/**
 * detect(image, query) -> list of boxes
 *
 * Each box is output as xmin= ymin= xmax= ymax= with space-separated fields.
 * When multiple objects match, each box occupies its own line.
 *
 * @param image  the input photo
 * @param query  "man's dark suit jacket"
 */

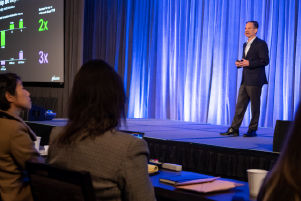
xmin=241 ymin=37 xmax=269 ymax=86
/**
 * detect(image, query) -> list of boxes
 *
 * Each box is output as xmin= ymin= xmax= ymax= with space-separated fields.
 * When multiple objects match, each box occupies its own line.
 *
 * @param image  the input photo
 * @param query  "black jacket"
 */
xmin=241 ymin=37 xmax=269 ymax=86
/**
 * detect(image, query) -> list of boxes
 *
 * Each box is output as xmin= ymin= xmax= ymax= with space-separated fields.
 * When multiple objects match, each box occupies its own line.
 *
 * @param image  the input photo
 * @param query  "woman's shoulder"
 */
xmin=0 ymin=115 xmax=28 ymax=133
xmin=101 ymin=130 xmax=147 ymax=149
xmin=109 ymin=130 xmax=144 ymax=142
xmin=49 ymin=128 xmax=146 ymax=149
xmin=0 ymin=117 xmax=23 ymax=143
xmin=49 ymin=126 xmax=65 ymax=143
xmin=110 ymin=130 xmax=148 ymax=150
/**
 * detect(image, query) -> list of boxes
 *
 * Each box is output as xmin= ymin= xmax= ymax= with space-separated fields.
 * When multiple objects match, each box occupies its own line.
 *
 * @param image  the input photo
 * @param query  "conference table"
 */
xmin=39 ymin=149 xmax=254 ymax=201
xmin=30 ymin=120 xmax=255 ymax=201
xmin=150 ymin=169 xmax=255 ymax=201
xmin=39 ymin=145 xmax=254 ymax=201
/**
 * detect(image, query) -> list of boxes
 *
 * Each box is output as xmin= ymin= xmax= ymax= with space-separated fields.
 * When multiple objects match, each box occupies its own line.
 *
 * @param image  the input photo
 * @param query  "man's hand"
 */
xmin=235 ymin=60 xmax=242 ymax=67
xmin=235 ymin=59 xmax=249 ymax=67
xmin=240 ymin=59 xmax=249 ymax=67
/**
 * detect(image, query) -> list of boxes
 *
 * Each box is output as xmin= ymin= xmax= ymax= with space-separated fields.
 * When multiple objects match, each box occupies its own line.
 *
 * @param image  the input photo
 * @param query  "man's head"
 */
xmin=245 ymin=21 xmax=258 ymax=39
xmin=0 ymin=73 xmax=31 ymax=112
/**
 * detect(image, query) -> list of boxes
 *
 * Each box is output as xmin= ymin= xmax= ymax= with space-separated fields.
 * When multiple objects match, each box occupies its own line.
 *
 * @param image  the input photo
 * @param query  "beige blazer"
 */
xmin=0 ymin=111 xmax=42 ymax=201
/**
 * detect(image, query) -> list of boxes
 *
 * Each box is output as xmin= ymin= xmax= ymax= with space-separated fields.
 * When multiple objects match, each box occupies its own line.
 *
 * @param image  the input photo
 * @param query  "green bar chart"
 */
xmin=19 ymin=19 xmax=23 ymax=29
xmin=0 ymin=0 xmax=64 ymax=82
xmin=1 ymin=31 xmax=4 ymax=47
xmin=9 ymin=22 xmax=14 ymax=30
xmin=0 ymin=19 xmax=25 ymax=48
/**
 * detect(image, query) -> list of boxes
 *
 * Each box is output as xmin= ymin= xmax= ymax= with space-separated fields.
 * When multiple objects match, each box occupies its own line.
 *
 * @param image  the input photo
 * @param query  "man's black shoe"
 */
xmin=220 ymin=127 xmax=239 ymax=137
xmin=243 ymin=130 xmax=257 ymax=137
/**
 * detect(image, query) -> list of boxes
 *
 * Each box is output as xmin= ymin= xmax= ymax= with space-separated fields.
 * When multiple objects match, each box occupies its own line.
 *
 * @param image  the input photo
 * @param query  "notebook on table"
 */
xmin=159 ymin=174 xmax=219 ymax=186
xmin=176 ymin=179 xmax=243 ymax=193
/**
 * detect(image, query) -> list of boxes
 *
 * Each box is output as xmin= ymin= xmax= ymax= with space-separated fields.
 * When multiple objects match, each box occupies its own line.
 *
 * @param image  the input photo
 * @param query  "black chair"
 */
xmin=155 ymin=187 xmax=211 ymax=201
xmin=26 ymin=161 xmax=96 ymax=201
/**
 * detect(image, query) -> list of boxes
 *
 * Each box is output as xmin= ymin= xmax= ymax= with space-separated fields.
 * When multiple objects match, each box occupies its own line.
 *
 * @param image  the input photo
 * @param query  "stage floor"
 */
xmin=121 ymin=119 xmax=274 ymax=153
xmin=32 ymin=118 xmax=275 ymax=153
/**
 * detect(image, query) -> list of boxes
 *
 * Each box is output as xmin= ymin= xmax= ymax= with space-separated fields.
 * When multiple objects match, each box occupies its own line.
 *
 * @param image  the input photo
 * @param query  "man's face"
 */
xmin=245 ymin=22 xmax=257 ymax=39
xmin=9 ymin=80 xmax=32 ymax=110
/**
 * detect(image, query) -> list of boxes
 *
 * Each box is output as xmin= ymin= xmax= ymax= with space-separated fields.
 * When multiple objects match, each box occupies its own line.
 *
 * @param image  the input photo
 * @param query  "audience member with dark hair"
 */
xmin=0 ymin=73 xmax=43 ymax=201
xmin=48 ymin=60 xmax=156 ymax=201
xmin=257 ymin=104 xmax=301 ymax=201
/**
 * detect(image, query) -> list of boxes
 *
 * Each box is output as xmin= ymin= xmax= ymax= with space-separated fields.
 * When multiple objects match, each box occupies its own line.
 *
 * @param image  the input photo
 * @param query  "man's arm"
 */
xmin=10 ymin=125 xmax=44 ymax=169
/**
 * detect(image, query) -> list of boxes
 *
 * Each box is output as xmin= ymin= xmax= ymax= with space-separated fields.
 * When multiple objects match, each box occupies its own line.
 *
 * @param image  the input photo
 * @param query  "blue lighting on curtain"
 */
xmin=87 ymin=0 xmax=301 ymax=128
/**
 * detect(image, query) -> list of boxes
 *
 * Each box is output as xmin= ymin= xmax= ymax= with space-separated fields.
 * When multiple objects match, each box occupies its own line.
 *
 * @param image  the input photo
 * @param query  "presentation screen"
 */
xmin=0 ymin=0 xmax=64 ymax=84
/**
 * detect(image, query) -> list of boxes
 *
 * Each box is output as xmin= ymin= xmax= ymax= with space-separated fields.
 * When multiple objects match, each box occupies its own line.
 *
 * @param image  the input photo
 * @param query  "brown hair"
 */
xmin=258 ymin=104 xmax=301 ymax=201
xmin=56 ymin=60 xmax=126 ymax=144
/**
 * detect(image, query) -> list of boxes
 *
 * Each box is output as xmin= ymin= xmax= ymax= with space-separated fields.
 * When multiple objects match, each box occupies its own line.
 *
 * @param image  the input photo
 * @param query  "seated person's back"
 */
xmin=49 ymin=127 xmax=154 ymax=201
xmin=47 ymin=60 xmax=156 ymax=201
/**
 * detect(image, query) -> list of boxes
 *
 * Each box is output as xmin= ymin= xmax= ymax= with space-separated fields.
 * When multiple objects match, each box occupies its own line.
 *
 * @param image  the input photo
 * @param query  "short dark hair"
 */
xmin=0 ymin=73 xmax=20 ymax=111
xmin=247 ymin=21 xmax=259 ymax=29
xmin=56 ymin=59 xmax=126 ymax=144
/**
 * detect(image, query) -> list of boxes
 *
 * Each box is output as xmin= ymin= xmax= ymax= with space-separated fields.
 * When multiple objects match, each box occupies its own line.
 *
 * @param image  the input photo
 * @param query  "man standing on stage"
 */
xmin=220 ymin=21 xmax=269 ymax=137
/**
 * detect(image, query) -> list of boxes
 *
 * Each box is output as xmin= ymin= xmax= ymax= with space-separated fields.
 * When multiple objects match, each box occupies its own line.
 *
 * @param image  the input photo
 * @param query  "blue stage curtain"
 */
xmin=84 ymin=0 xmax=301 ymax=128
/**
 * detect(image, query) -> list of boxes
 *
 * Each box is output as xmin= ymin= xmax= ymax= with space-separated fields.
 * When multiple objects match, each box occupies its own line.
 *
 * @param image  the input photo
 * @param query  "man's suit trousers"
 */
xmin=231 ymin=84 xmax=262 ymax=131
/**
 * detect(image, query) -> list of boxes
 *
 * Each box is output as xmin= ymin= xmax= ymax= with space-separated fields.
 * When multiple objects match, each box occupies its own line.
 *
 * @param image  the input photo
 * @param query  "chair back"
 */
xmin=154 ymin=187 xmax=212 ymax=201
xmin=26 ymin=161 xmax=96 ymax=201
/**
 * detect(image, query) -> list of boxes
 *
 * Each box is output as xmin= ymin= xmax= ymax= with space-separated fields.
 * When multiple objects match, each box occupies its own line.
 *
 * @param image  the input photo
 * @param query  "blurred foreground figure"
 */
xmin=257 ymin=104 xmax=301 ymax=201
